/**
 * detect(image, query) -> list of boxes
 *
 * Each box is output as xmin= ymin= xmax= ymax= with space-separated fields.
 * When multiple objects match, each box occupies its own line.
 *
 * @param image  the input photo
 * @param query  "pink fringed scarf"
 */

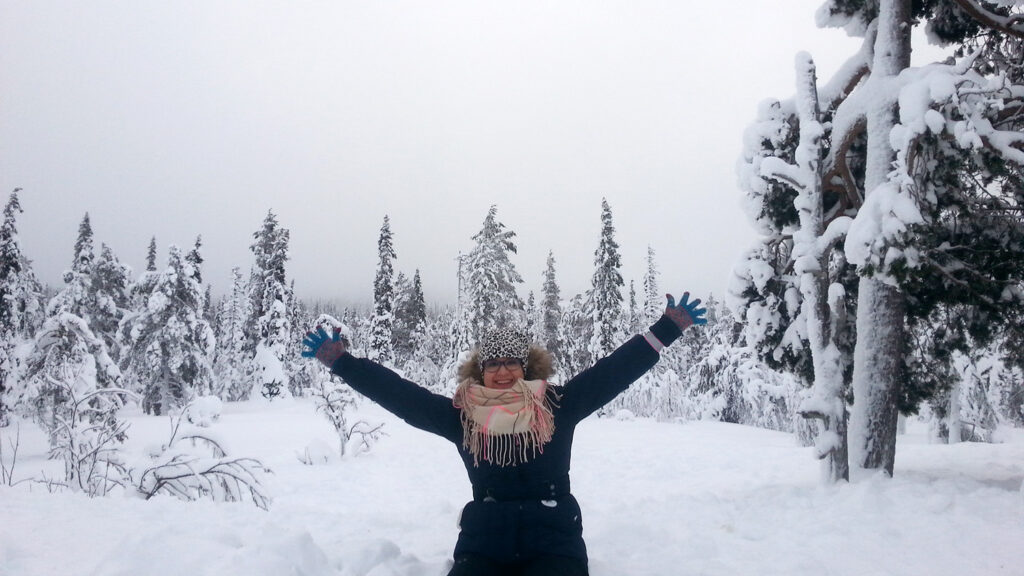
xmin=452 ymin=378 xmax=555 ymax=467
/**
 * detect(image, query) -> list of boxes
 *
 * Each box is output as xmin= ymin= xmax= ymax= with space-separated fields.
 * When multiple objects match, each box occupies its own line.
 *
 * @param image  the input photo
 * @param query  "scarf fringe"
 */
xmin=453 ymin=378 xmax=555 ymax=467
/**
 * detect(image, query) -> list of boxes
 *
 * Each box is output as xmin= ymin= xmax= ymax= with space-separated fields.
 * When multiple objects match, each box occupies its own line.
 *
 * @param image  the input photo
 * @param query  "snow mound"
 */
xmin=91 ymin=521 xmax=332 ymax=576
xmin=185 ymin=396 xmax=224 ymax=427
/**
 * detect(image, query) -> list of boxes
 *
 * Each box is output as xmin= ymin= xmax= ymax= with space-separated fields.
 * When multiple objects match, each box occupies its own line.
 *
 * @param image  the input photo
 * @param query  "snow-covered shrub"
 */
xmin=135 ymin=402 xmax=272 ymax=509
xmin=310 ymin=374 xmax=385 ymax=458
xmin=0 ymin=422 xmax=28 ymax=486
xmin=303 ymin=314 xmax=386 ymax=458
xmin=47 ymin=377 xmax=133 ymax=496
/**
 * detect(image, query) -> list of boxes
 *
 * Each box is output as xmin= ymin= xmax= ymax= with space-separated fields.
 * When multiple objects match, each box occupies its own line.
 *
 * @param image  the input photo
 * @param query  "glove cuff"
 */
xmin=649 ymin=315 xmax=682 ymax=349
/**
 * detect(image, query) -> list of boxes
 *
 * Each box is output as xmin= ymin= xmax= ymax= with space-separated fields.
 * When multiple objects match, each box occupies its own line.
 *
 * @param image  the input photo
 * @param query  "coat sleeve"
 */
xmin=330 ymin=353 xmax=462 ymax=443
xmin=559 ymin=315 xmax=682 ymax=422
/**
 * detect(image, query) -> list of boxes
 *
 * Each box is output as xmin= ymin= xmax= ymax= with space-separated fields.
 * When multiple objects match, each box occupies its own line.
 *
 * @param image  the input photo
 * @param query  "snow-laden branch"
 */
xmin=953 ymin=0 xmax=1024 ymax=39
xmin=846 ymin=50 xmax=1024 ymax=274
xmin=135 ymin=404 xmax=273 ymax=509
xmin=759 ymin=156 xmax=808 ymax=191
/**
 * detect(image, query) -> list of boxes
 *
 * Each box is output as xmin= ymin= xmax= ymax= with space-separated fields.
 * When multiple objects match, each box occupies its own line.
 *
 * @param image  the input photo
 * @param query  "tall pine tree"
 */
xmin=369 ymin=216 xmax=396 ymax=363
xmin=588 ymin=199 xmax=625 ymax=359
xmin=540 ymin=251 xmax=562 ymax=364
xmin=642 ymin=246 xmax=661 ymax=324
xmin=0 ymin=189 xmax=45 ymax=425
xmin=247 ymin=210 xmax=292 ymax=400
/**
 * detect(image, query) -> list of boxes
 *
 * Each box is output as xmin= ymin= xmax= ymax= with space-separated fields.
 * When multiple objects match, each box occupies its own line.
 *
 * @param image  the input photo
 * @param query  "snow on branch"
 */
xmin=847 ymin=50 xmax=1024 ymax=274
xmin=953 ymin=0 xmax=1024 ymax=39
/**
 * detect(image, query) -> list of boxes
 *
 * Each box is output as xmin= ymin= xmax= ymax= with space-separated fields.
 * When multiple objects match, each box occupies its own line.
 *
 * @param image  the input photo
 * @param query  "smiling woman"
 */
xmin=302 ymin=292 xmax=708 ymax=576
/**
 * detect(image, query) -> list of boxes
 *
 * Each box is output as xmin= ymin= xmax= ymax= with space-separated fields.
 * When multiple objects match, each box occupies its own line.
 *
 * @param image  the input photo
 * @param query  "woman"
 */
xmin=301 ymin=292 xmax=706 ymax=576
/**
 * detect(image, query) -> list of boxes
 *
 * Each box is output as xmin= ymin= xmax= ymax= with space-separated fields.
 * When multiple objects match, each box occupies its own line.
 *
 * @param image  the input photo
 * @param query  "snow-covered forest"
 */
xmin=2 ymin=1 xmax=1024 ymax=575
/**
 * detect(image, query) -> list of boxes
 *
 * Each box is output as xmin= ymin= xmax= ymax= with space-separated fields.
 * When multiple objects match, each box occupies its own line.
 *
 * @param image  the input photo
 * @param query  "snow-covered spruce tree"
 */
xmin=392 ymin=269 xmax=428 ymax=363
xmin=89 ymin=244 xmax=132 ymax=363
xmin=627 ymin=281 xmax=641 ymax=335
xmin=47 ymin=213 xmax=96 ymax=321
xmin=557 ymin=294 xmax=593 ymax=380
xmin=1 ymin=190 xmax=45 ymax=426
xmin=463 ymin=205 xmax=524 ymax=343
xmin=539 ymin=251 xmax=562 ymax=365
xmin=284 ymin=283 xmax=315 ymax=397
xmin=391 ymin=271 xmax=411 ymax=355
xmin=120 ymin=245 xmax=215 ymax=414
xmin=246 ymin=210 xmax=292 ymax=400
xmin=214 ymin=267 xmax=250 ymax=401
xmin=642 ymin=246 xmax=661 ymax=324
xmin=588 ymin=199 xmax=625 ymax=361
xmin=525 ymin=291 xmax=539 ymax=342
xmin=127 ymin=237 xmax=161 ymax=317
xmin=676 ymin=299 xmax=797 ymax=429
xmin=15 ymin=215 xmax=124 ymax=451
xmin=369 ymin=216 xmax=396 ymax=364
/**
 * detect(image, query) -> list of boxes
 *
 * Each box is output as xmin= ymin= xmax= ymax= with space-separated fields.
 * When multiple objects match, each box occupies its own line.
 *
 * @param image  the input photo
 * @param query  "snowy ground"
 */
xmin=1 ymin=399 xmax=1022 ymax=576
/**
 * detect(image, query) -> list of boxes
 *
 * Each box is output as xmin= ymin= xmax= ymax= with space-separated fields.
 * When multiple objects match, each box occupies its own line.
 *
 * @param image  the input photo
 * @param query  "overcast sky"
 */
xmin=0 ymin=1 xmax=945 ymax=308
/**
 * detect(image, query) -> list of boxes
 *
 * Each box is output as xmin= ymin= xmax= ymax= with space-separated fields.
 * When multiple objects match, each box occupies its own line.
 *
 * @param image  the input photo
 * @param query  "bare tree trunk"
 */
xmin=849 ymin=0 xmax=911 ymax=477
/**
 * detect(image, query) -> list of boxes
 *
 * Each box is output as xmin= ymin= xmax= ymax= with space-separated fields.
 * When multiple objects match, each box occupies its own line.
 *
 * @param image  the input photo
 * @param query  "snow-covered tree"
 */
xmin=128 ymin=237 xmax=161 ymax=317
xmin=736 ymin=0 xmax=1024 ymax=477
xmin=462 ymin=206 xmax=524 ymax=343
xmin=47 ymin=213 xmax=96 ymax=320
xmin=393 ymin=269 xmax=427 ymax=362
xmin=557 ymin=294 xmax=593 ymax=379
xmin=627 ymin=280 xmax=641 ymax=334
xmin=214 ymin=267 xmax=250 ymax=401
xmin=539 ymin=251 xmax=562 ymax=363
xmin=0 ymin=190 xmax=45 ymax=426
xmin=145 ymin=236 xmax=157 ymax=272
xmin=120 ymin=245 xmax=216 ymax=414
xmin=247 ymin=210 xmax=292 ymax=400
xmin=284 ymin=282 xmax=315 ymax=397
xmin=642 ymin=246 xmax=661 ymax=324
xmin=734 ymin=51 xmax=857 ymax=481
xmin=588 ymin=199 xmax=625 ymax=359
xmin=89 ymin=244 xmax=132 ymax=362
xmin=369 ymin=216 xmax=396 ymax=363
xmin=15 ymin=312 xmax=126 ymax=493
xmin=525 ymin=291 xmax=539 ymax=342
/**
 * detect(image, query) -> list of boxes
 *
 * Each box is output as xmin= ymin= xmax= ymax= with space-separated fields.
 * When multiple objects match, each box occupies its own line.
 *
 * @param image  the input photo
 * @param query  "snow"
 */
xmin=2 ymin=400 xmax=1022 ymax=576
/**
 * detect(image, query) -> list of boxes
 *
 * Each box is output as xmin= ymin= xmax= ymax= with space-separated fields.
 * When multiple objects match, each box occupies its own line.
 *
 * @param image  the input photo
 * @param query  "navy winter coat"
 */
xmin=329 ymin=315 xmax=682 ymax=564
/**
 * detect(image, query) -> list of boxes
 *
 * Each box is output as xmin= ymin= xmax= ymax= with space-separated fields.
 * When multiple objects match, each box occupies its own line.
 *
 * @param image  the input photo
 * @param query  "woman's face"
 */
xmin=481 ymin=357 xmax=525 ymax=389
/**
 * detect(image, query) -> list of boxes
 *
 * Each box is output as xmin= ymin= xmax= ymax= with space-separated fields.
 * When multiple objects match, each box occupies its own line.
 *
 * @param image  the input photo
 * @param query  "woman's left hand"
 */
xmin=665 ymin=292 xmax=707 ymax=331
xmin=301 ymin=326 xmax=349 ymax=368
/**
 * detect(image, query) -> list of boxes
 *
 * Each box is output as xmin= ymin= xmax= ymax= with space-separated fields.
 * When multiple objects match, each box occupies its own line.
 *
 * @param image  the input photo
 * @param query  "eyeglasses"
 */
xmin=482 ymin=358 xmax=524 ymax=373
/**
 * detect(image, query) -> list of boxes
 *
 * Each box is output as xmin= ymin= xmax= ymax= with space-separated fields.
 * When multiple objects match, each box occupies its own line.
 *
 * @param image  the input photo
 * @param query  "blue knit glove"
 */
xmin=665 ymin=292 xmax=707 ymax=331
xmin=301 ymin=327 xmax=349 ymax=368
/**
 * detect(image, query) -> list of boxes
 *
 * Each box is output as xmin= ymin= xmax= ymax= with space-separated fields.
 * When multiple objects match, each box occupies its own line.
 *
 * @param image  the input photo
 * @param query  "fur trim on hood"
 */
xmin=458 ymin=345 xmax=555 ymax=384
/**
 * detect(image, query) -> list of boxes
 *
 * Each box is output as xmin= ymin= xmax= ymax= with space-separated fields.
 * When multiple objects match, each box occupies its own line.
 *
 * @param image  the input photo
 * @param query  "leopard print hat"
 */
xmin=479 ymin=327 xmax=530 ymax=370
